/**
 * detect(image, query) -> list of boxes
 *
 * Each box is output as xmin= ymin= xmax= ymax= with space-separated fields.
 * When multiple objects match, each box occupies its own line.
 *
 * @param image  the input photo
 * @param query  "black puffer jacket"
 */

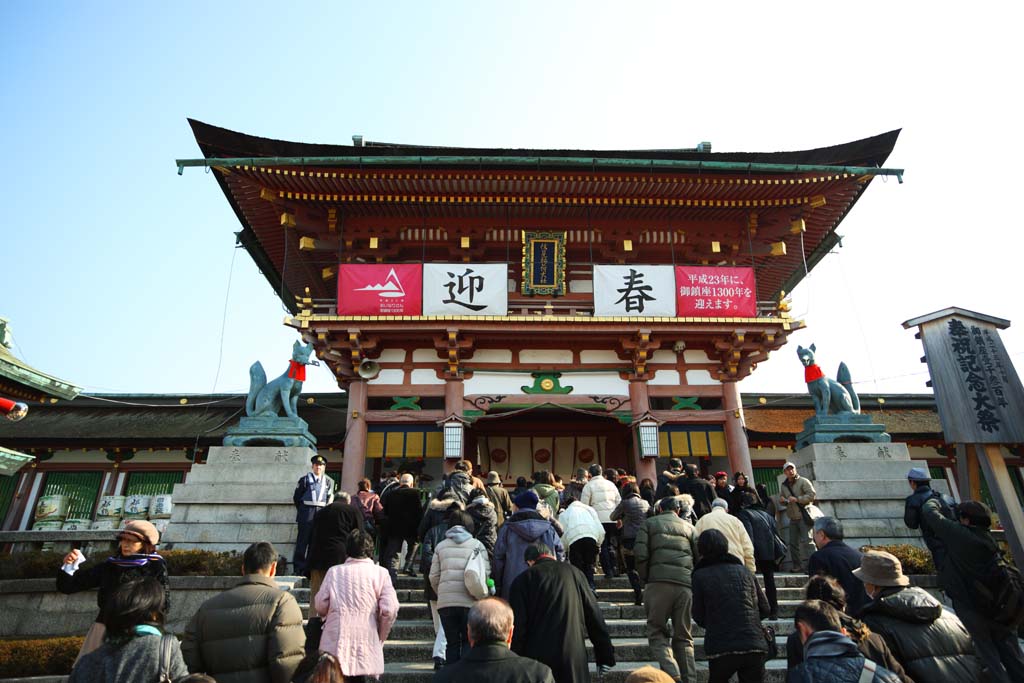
xmin=736 ymin=505 xmax=781 ymax=563
xmin=692 ymin=554 xmax=769 ymax=657
xmin=467 ymin=496 xmax=498 ymax=554
xmin=56 ymin=554 xmax=170 ymax=621
xmin=787 ymin=613 xmax=914 ymax=683
xmin=610 ymin=493 xmax=650 ymax=541
xmin=859 ymin=586 xmax=980 ymax=682
xmin=786 ymin=630 xmax=901 ymax=683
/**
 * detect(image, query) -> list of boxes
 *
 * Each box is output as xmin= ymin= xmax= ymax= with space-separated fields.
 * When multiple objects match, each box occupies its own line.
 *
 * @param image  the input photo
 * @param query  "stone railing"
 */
xmin=0 ymin=575 xmax=304 ymax=639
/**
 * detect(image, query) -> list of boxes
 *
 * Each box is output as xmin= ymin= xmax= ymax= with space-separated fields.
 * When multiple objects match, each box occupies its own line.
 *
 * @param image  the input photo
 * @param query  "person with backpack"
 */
xmin=903 ymin=467 xmax=953 ymax=568
xmin=430 ymin=510 xmax=491 ymax=668
xmin=921 ymin=498 xmax=1024 ymax=683
xmin=419 ymin=492 xmax=464 ymax=670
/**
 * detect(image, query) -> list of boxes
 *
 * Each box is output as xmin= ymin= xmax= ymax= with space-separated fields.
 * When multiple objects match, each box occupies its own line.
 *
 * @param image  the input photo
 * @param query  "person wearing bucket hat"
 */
xmin=483 ymin=471 xmax=513 ymax=527
xmin=856 ymin=550 xmax=981 ymax=681
xmin=292 ymin=453 xmax=336 ymax=575
xmin=57 ymin=518 xmax=169 ymax=663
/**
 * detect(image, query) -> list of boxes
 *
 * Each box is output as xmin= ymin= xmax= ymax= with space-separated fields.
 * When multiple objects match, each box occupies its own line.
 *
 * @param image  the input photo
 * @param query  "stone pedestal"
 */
xmin=795 ymin=414 xmax=891 ymax=450
xmin=223 ymin=415 xmax=316 ymax=449
xmin=161 ymin=446 xmax=312 ymax=556
xmin=788 ymin=442 xmax=949 ymax=550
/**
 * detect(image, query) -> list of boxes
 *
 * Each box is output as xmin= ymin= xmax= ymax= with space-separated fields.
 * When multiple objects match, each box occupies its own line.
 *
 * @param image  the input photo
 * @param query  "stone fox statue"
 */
xmin=797 ymin=344 xmax=861 ymax=416
xmin=246 ymin=341 xmax=315 ymax=419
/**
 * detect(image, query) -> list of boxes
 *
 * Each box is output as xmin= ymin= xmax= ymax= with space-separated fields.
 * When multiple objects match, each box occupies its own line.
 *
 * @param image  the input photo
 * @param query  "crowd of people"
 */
xmin=52 ymin=456 xmax=1024 ymax=683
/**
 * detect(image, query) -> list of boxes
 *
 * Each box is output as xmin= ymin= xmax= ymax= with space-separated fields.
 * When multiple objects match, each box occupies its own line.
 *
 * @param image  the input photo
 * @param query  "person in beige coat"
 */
xmin=430 ymin=510 xmax=491 ymax=667
xmin=694 ymin=498 xmax=755 ymax=572
xmin=182 ymin=542 xmax=305 ymax=683
xmin=779 ymin=461 xmax=817 ymax=572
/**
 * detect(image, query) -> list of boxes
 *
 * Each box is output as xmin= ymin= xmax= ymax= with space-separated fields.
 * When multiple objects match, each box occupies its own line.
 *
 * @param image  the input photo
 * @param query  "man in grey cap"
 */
xmin=903 ymin=466 xmax=953 ymax=567
xmin=779 ymin=461 xmax=816 ymax=572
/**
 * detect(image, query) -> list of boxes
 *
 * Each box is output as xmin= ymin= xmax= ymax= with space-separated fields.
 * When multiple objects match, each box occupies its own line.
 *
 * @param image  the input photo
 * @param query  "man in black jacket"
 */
xmin=306 ymin=491 xmax=365 ymax=617
xmin=903 ymin=467 xmax=952 ymax=567
xmin=677 ymin=464 xmax=716 ymax=519
xmin=922 ymin=498 xmax=1024 ymax=683
xmin=435 ymin=597 xmax=555 ymax=683
xmin=509 ymin=544 xmax=615 ymax=683
xmin=807 ymin=516 xmax=869 ymax=615
xmin=379 ymin=473 xmax=424 ymax=584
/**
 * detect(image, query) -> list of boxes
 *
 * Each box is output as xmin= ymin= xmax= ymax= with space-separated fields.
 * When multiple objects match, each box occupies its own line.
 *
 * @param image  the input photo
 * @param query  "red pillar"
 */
xmin=722 ymin=381 xmax=753 ymax=476
xmin=628 ymin=378 xmax=657 ymax=484
xmin=340 ymin=380 xmax=368 ymax=494
xmin=443 ymin=378 xmax=465 ymax=476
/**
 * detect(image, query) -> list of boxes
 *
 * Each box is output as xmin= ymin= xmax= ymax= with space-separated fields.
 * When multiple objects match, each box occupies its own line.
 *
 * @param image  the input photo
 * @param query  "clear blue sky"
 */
xmin=2 ymin=2 xmax=1021 ymax=398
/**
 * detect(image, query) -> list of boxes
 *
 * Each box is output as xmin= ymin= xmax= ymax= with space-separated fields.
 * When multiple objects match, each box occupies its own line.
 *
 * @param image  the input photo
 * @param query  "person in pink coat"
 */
xmin=315 ymin=529 xmax=399 ymax=682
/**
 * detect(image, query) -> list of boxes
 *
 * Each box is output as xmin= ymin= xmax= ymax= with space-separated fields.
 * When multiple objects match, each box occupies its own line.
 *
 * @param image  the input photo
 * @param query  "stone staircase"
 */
xmin=284 ymin=573 xmax=823 ymax=682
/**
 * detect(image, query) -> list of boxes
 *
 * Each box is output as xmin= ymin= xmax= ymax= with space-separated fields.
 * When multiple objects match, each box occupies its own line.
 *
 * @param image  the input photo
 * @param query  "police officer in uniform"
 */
xmin=292 ymin=454 xmax=335 ymax=575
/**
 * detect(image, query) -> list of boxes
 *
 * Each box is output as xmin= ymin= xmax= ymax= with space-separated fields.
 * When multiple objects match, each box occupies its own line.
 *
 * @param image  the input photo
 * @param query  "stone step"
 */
xmin=382 ymin=659 xmax=788 ymax=682
xmin=292 ymin=585 xmax=813 ymax=603
xmin=385 ymin=635 xmax=790 ymax=662
xmin=310 ymin=601 xmax=805 ymax=621
xmin=388 ymin=618 xmax=798 ymax=640
xmin=387 ymin=573 xmax=823 ymax=590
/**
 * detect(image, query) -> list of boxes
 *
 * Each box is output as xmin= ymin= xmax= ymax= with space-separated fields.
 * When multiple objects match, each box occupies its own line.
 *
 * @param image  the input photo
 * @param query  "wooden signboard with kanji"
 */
xmin=904 ymin=307 xmax=1024 ymax=569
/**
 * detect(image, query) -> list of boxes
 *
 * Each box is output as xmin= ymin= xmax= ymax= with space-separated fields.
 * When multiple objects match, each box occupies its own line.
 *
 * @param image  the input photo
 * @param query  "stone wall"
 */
xmin=0 ymin=575 xmax=302 ymax=639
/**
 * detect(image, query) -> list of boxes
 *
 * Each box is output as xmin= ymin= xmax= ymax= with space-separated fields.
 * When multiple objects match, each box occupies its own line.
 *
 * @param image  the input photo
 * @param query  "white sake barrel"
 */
xmin=96 ymin=495 xmax=126 ymax=518
xmin=61 ymin=518 xmax=91 ymax=531
xmin=90 ymin=517 xmax=120 ymax=530
xmin=148 ymin=494 xmax=173 ymax=519
xmin=32 ymin=519 xmax=64 ymax=531
xmin=35 ymin=495 xmax=69 ymax=521
xmin=123 ymin=495 xmax=152 ymax=518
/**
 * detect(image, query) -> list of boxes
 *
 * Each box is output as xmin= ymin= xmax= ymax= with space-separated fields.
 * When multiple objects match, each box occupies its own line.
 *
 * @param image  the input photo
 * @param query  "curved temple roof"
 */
xmin=183 ymin=121 xmax=901 ymax=311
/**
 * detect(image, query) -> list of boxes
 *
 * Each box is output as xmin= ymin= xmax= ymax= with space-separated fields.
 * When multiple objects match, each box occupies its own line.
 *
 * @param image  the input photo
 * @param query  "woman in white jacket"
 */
xmin=559 ymin=499 xmax=606 ymax=591
xmin=429 ymin=510 xmax=490 ymax=667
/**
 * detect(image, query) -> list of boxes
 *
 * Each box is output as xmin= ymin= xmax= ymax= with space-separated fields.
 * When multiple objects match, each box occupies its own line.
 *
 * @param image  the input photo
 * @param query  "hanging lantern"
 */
xmin=632 ymin=412 xmax=663 ymax=459
xmin=439 ymin=414 xmax=469 ymax=460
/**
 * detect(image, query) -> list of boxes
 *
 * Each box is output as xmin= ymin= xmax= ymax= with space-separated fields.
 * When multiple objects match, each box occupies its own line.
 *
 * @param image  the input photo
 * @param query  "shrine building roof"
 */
xmin=183 ymin=120 xmax=901 ymax=312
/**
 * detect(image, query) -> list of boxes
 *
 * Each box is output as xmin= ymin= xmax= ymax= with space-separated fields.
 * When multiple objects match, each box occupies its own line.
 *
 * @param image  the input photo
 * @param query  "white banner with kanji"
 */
xmin=593 ymin=265 xmax=677 ymax=316
xmin=422 ymin=263 xmax=509 ymax=315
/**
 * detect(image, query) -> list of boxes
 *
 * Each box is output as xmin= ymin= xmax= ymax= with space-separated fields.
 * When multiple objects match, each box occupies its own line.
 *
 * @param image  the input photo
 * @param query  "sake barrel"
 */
xmin=96 ymin=495 xmax=126 ymax=518
xmin=35 ymin=495 xmax=69 ymax=521
xmin=90 ymin=517 xmax=121 ymax=530
xmin=123 ymin=495 xmax=152 ymax=519
xmin=148 ymin=494 xmax=173 ymax=519
xmin=61 ymin=518 xmax=92 ymax=531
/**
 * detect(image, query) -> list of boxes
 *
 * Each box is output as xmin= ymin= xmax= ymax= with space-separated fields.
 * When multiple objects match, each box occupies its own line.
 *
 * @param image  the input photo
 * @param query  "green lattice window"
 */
xmin=41 ymin=472 xmax=103 ymax=520
xmin=0 ymin=473 xmax=18 ymax=526
xmin=753 ymin=467 xmax=781 ymax=498
xmin=124 ymin=471 xmax=184 ymax=497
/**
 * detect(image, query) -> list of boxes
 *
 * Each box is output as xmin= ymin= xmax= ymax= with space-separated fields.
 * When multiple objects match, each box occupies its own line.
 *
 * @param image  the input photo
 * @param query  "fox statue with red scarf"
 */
xmin=246 ymin=340 xmax=315 ymax=419
xmin=797 ymin=344 xmax=860 ymax=417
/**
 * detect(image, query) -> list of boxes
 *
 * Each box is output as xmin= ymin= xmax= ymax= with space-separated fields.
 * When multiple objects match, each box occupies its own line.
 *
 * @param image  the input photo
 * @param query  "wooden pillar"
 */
xmin=628 ymin=379 xmax=657 ymax=484
xmin=975 ymin=444 xmax=1024 ymax=572
xmin=340 ymin=380 xmax=368 ymax=494
xmin=443 ymin=378 xmax=465 ymax=476
xmin=722 ymin=381 xmax=754 ymax=476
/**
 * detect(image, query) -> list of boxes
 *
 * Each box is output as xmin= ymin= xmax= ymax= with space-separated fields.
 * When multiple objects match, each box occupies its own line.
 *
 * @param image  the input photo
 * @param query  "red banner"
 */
xmin=337 ymin=264 xmax=423 ymax=315
xmin=675 ymin=266 xmax=757 ymax=317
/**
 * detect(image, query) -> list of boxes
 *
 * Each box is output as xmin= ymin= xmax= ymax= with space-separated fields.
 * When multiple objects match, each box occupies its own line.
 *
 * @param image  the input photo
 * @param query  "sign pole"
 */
xmin=974 ymin=443 xmax=1024 ymax=570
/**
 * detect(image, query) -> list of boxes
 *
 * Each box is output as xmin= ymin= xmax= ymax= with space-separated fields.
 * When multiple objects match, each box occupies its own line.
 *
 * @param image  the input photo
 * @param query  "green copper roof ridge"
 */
xmin=176 ymin=155 xmax=903 ymax=181
xmin=0 ymin=347 xmax=82 ymax=401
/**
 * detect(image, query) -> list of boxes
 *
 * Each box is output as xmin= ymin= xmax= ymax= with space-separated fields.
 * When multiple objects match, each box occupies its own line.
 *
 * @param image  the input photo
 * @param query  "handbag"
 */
xmin=760 ymin=623 xmax=778 ymax=659
xmin=783 ymin=480 xmax=819 ymax=526
xmin=463 ymin=545 xmax=491 ymax=599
